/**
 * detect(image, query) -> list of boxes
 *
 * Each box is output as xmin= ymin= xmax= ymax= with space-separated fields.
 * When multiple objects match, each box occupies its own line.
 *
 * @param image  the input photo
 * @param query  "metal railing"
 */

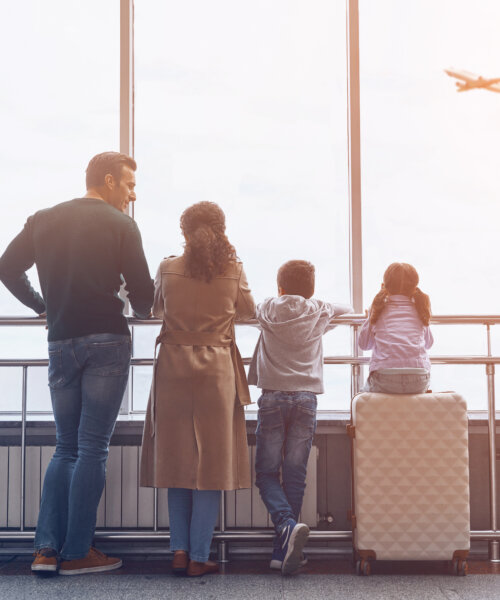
xmin=0 ymin=314 xmax=499 ymax=562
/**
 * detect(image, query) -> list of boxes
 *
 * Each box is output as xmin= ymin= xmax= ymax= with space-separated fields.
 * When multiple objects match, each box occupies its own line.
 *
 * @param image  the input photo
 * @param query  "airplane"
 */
xmin=445 ymin=68 xmax=500 ymax=93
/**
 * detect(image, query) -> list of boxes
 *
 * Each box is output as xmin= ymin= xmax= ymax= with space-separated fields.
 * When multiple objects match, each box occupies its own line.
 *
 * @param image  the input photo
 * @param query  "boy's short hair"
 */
xmin=277 ymin=260 xmax=315 ymax=299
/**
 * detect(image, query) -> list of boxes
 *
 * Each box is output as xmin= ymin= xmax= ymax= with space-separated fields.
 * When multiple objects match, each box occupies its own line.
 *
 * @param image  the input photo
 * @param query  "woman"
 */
xmin=140 ymin=201 xmax=255 ymax=577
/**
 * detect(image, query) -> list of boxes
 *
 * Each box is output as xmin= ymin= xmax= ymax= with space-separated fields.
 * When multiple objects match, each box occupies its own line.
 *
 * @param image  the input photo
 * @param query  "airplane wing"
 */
xmin=487 ymin=83 xmax=500 ymax=93
xmin=444 ymin=69 xmax=479 ymax=82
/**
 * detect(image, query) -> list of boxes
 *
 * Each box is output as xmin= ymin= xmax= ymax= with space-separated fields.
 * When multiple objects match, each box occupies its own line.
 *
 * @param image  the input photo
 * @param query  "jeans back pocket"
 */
xmin=48 ymin=349 xmax=65 ymax=388
xmin=86 ymin=339 xmax=131 ymax=377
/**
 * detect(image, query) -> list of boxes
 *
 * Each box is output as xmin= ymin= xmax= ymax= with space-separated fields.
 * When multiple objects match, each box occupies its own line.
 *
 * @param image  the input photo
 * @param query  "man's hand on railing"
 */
xmin=133 ymin=310 xmax=153 ymax=319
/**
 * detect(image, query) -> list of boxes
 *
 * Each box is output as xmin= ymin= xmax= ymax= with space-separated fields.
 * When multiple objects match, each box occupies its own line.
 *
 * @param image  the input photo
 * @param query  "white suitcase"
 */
xmin=348 ymin=392 xmax=470 ymax=575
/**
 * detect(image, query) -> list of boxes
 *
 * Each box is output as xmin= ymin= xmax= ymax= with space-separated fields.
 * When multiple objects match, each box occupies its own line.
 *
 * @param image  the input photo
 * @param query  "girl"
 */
xmin=359 ymin=262 xmax=433 ymax=394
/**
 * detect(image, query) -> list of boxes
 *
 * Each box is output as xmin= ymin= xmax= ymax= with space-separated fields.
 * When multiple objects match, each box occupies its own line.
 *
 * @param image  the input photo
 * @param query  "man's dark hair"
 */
xmin=277 ymin=260 xmax=315 ymax=299
xmin=85 ymin=152 xmax=137 ymax=189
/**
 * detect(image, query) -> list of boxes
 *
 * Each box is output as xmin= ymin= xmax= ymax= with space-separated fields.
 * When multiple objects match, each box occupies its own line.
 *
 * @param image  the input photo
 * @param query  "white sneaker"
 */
xmin=270 ymin=552 xmax=308 ymax=570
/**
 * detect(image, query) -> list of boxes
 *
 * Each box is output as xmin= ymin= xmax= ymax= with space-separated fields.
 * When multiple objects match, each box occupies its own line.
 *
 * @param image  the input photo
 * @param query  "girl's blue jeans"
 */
xmin=168 ymin=488 xmax=221 ymax=562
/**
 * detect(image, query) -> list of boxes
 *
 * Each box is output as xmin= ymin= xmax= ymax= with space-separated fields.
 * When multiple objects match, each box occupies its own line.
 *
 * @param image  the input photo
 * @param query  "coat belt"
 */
xmin=150 ymin=327 xmax=251 ymax=437
xmin=159 ymin=330 xmax=232 ymax=346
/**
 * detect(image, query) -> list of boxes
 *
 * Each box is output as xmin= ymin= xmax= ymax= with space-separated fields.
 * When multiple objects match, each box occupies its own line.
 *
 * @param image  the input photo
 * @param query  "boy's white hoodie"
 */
xmin=248 ymin=296 xmax=353 ymax=394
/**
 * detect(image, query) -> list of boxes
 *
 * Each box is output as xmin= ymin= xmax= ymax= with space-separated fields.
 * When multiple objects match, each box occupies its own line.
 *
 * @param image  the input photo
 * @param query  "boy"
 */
xmin=248 ymin=260 xmax=353 ymax=575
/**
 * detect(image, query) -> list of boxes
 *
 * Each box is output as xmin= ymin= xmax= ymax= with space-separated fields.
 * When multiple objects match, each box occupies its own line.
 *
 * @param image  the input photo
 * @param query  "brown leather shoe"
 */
xmin=31 ymin=548 xmax=58 ymax=574
xmin=172 ymin=550 xmax=189 ymax=575
xmin=59 ymin=547 xmax=122 ymax=576
xmin=186 ymin=560 xmax=219 ymax=577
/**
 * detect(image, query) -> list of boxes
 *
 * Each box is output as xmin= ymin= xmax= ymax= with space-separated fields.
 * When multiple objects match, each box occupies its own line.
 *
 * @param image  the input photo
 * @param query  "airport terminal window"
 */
xmin=133 ymin=0 xmax=350 ymax=411
xmin=359 ymin=0 xmax=500 ymax=314
xmin=358 ymin=0 xmax=500 ymax=409
xmin=0 ymin=2 xmax=497 ymax=415
xmin=0 ymin=0 xmax=119 ymax=411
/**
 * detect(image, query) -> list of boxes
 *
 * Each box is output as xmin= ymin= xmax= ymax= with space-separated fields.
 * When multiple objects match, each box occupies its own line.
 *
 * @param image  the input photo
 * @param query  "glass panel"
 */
xmin=27 ymin=367 xmax=52 ymax=413
xmin=323 ymin=324 xmax=352 ymax=357
xmin=490 ymin=324 xmax=500 ymax=356
xmin=430 ymin=365 xmax=486 ymax=411
xmin=360 ymin=0 xmax=500 ymax=314
xmin=430 ymin=325 xmax=486 ymax=356
xmin=132 ymin=366 xmax=153 ymax=412
xmin=0 ymin=1 xmax=119 ymax=317
xmin=132 ymin=324 xmax=162 ymax=359
xmin=0 ymin=327 xmax=48 ymax=360
xmin=0 ymin=368 xmax=22 ymax=413
xmin=321 ymin=365 xmax=351 ymax=411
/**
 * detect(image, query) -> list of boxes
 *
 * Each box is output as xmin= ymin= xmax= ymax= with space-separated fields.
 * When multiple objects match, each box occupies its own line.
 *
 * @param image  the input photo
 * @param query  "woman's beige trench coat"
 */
xmin=140 ymin=255 xmax=255 ymax=490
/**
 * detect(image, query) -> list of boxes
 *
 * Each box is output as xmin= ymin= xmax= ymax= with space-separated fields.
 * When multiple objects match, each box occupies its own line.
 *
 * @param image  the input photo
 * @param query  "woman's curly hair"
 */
xmin=181 ymin=201 xmax=238 ymax=282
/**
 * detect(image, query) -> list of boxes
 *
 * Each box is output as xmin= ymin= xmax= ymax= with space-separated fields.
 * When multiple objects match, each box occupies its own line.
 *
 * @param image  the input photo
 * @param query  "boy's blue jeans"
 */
xmin=34 ymin=333 xmax=131 ymax=559
xmin=255 ymin=390 xmax=317 ymax=537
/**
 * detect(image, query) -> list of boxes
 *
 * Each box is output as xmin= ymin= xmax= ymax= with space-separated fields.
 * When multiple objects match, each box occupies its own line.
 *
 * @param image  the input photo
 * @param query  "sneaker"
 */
xmin=278 ymin=519 xmax=310 ymax=575
xmin=31 ymin=548 xmax=58 ymax=573
xmin=59 ymin=547 xmax=122 ymax=576
xmin=270 ymin=548 xmax=308 ymax=570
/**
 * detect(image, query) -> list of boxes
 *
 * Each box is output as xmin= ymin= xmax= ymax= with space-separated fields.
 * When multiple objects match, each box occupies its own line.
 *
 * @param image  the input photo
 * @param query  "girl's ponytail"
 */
xmin=413 ymin=287 xmax=431 ymax=326
xmin=370 ymin=288 xmax=389 ymax=324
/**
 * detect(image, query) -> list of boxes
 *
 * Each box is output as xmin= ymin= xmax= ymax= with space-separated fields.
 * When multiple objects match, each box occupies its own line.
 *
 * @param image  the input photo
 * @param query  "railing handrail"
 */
xmin=2 ymin=313 xmax=500 ymax=326
xmin=1 ymin=356 xmax=500 ymax=368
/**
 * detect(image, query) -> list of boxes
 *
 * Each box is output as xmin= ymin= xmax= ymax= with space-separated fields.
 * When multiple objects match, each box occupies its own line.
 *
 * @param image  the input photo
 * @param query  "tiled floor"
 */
xmin=0 ymin=557 xmax=499 ymax=600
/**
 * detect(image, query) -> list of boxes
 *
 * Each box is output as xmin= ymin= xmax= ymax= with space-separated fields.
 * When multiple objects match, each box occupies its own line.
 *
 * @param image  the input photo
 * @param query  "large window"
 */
xmin=133 ymin=0 xmax=350 ymax=410
xmin=359 ymin=0 xmax=500 ymax=409
xmin=0 ymin=1 xmax=119 ymax=411
xmin=0 ymin=1 xmax=498 ymax=414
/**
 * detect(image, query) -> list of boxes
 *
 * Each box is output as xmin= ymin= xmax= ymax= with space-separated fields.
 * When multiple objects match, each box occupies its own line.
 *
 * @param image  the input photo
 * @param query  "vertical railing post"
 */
xmin=153 ymin=488 xmax=158 ymax=532
xmin=218 ymin=491 xmax=228 ymax=562
xmin=486 ymin=324 xmax=499 ymax=562
xmin=351 ymin=324 xmax=361 ymax=397
xmin=20 ymin=366 xmax=28 ymax=532
xmin=346 ymin=0 xmax=363 ymax=314
xmin=119 ymin=0 xmax=135 ymax=414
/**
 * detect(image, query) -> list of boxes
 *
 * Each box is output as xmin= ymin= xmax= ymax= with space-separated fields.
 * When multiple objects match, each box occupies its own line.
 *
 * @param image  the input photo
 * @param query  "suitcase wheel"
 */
xmin=453 ymin=559 xmax=468 ymax=576
xmin=356 ymin=559 xmax=372 ymax=576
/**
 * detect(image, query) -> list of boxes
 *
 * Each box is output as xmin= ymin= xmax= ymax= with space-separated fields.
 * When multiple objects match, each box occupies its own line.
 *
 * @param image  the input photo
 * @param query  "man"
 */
xmin=0 ymin=152 xmax=154 ymax=575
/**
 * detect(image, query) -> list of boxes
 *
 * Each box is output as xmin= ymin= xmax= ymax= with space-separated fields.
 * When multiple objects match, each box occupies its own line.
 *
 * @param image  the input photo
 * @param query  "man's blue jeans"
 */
xmin=34 ymin=333 xmax=131 ymax=560
xmin=255 ymin=390 xmax=317 ymax=536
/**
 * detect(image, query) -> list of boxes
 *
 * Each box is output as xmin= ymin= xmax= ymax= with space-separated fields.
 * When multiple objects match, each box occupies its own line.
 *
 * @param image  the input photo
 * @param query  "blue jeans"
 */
xmin=363 ymin=369 xmax=430 ymax=394
xmin=168 ymin=488 xmax=221 ymax=563
xmin=255 ymin=390 xmax=317 ymax=536
xmin=34 ymin=333 xmax=131 ymax=559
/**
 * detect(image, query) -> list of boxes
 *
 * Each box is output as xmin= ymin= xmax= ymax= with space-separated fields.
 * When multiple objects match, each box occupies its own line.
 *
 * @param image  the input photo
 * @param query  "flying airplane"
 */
xmin=445 ymin=69 xmax=500 ymax=93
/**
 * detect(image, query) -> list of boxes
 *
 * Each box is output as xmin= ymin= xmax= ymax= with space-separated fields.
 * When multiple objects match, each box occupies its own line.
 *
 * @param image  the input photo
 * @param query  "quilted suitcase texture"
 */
xmin=349 ymin=392 xmax=470 ymax=574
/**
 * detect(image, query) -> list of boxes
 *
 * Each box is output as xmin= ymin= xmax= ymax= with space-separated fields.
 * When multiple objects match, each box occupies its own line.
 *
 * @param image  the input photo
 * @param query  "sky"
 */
xmin=0 ymin=1 xmax=499 ymax=412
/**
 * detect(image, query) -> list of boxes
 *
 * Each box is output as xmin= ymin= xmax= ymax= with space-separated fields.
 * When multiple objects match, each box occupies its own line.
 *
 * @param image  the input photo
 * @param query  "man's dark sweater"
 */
xmin=0 ymin=198 xmax=154 ymax=341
